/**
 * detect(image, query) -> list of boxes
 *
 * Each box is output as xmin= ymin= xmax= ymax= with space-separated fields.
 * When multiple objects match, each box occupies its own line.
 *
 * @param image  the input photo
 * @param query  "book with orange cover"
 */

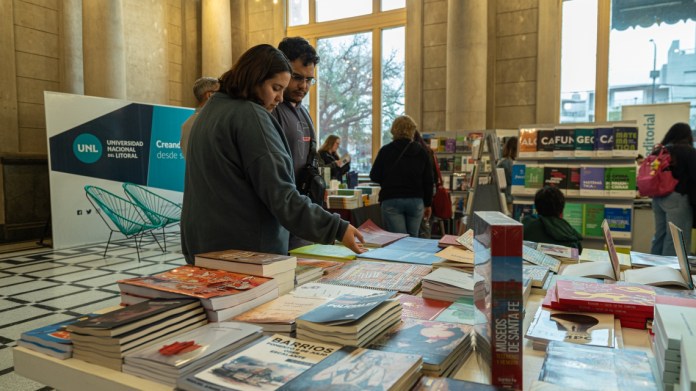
xmin=357 ymin=219 xmax=409 ymax=247
xmin=117 ymin=265 xmax=278 ymax=311
xmin=320 ymin=260 xmax=431 ymax=294
xmin=231 ymin=294 xmax=330 ymax=333
xmin=398 ymin=294 xmax=452 ymax=320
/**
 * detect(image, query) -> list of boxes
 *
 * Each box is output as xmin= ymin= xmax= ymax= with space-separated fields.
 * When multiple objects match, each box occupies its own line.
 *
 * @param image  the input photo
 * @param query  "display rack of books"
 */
xmin=511 ymin=123 xmax=638 ymax=244
xmin=465 ymin=133 xmax=506 ymax=229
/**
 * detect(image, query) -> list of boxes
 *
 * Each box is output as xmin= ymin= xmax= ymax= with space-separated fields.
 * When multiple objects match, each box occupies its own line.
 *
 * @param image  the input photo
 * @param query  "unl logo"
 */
xmin=73 ymin=133 xmax=103 ymax=164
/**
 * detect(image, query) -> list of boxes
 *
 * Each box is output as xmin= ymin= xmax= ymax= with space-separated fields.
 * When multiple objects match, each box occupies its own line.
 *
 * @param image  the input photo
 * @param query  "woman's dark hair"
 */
xmin=502 ymin=137 xmax=518 ymax=159
xmin=219 ymin=44 xmax=291 ymax=106
xmin=660 ymin=122 xmax=693 ymax=146
xmin=534 ymin=186 xmax=565 ymax=217
xmin=319 ymin=135 xmax=340 ymax=153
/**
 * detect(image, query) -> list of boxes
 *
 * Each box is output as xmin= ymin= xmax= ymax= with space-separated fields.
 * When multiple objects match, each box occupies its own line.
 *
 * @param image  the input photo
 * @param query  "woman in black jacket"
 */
xmin=650 ymin=122 xmax=696 ymax=255
xmin=370 ymin=115 xmax=433 ymax=237
xmin=318 ymin=135 xmax=350 ymax=182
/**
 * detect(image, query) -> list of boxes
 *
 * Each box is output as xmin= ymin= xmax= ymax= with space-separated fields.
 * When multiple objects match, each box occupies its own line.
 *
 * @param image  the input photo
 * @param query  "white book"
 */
xmin=291 ymin=282 xmax=382 ymax=299
xmin=680 ymin=334 xmax=696 ymax=391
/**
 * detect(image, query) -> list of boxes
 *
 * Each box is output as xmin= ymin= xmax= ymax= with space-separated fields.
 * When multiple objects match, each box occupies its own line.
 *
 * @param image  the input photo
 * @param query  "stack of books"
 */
xmin=296 ymin=258 xmax=344 ymax=275
xmin=294 ymin=263 xmax=324 ymax=286
xmin=177 ymin=334 xmax=340 ymax=391
xmin=432 ymin=245 xmax=474 ymax=271
xmin=232 ymin=293 xmax=331 ymax=334
xmin=421 ymin=267 xmax=477 ymax=302
xmin=538 ymin=341 xmax=659 ymax=390
xmin=652 ymin=302 xmax=696 ymax=390
xmin=436 ymin=234 xmax=466 ymax=249
xmin=122 ymin=322 xmax=264 ymax=386
xmin=117 ymin=265 xmax=279 ymax=322
xmin=278 ymin=347 xmax=422 ymax=391
xmin=397 ymin=294 xmax=451 ymax=321
xmin=289 ymin=244 xmax=357 ymax=262
xmin=320 ymin=259 xmax=432 ymax=294
xmin=194 ymin=249 xmax=297 ymax=295
xmin=327 ymin=194 xmax=361 ymax=209
xmin=356 ymin=219 xmax=409 ymax=248
xmin=681 ymin=335 xmax=696 ymax=391
xmin=66 ymin=299 xmax=206 ymax=370
xmin=18 ymin=314 xmax=98 ymax=359
xmin=524 ymin=306 xmax=615 ymax=351
xmin=295 ymin=291 xmax=401 ymax=347
xmin=522 ymin=245 xmax=561 ymax=274
xmin=370 ymin=318 xmax=473 ymax=377
xmin=523 ymin=264 xmax=551 ymax=294
xmin=542 ymin=279 xmax=653 ymax=329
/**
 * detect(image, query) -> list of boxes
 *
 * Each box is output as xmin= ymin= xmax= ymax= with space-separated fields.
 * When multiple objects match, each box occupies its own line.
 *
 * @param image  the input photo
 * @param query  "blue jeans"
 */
xmin=381 ymin=198 xmax=424 ymax=237
xmin=651 ymin=192 xmax=692 ymax=256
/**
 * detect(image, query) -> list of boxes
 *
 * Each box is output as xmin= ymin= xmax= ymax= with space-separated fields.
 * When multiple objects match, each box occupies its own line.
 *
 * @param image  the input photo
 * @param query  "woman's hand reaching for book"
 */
xmin=342 ymin=225 xmax=367 ymax=254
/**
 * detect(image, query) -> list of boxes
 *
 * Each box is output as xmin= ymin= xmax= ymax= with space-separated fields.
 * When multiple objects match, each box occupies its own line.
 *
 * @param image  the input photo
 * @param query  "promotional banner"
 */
xmin=621 ymin=102 xmax=690 ymax=157
xmin=45 ymin=92 xmax=193 ymax=249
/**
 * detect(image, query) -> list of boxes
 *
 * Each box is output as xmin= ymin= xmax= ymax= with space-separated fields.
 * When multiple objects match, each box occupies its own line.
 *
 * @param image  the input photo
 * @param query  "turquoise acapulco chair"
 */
xmin=85 ymin=185 xmax=163 ymax=262
xmin=122 ymin=182 xmax=182 ymax=251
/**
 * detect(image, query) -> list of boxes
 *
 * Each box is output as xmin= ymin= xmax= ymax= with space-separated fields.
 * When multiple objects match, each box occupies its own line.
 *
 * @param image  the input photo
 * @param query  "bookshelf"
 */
xmin=512 ymin=123 xmax=639 ymax=246
xmin=423 ymin=131 xmax=504 ymax=234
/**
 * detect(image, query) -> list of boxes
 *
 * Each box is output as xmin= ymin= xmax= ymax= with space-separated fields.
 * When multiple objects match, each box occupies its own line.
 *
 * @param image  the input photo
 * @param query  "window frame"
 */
xmin=286 ymin=0 xmax=406 ymax=161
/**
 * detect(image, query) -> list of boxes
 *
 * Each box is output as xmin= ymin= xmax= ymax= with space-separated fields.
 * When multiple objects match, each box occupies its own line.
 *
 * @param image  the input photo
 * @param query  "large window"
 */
xmin=560 ymin=0 xmax=696 ymax=126
xmin=287 ymin=0 xmax=406 ymax=173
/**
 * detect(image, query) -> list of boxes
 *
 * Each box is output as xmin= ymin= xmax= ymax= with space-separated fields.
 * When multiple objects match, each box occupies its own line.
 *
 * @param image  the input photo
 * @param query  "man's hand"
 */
xmin=341 ymin=224 xmax=367 ymax=254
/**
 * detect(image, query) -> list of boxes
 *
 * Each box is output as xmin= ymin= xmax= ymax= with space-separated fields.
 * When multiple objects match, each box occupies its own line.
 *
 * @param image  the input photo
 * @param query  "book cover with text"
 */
xmin=566 ymin=166 xmax=581 ymax=196
xmin=573 ymin=127 xmax=596 ymax=157
xmin=519 ymin=128 xmax=538 ymax=157
xmin=594 ymin=127 xmax=614 ymax=157
xmin=524 ymin=164 xmax=544 ymax=195
xmin=579 ymin=165 xmax=605 ymax=196
xmin=510 ymin=163 xmax=526 ymax=195
xmin=606 ymin=165 xmax=637 ymax=197
xmin=612 ymin=126 xmax=638 ymax=157
xmin=543 ymin=166 xmax=569 ymax=192
xmin=582 ymin=203 xmax=605 ymax=237
xmin=604 ymin=204 xmax=632 ymax=239
xmin=553 ymin=127 xmax=575 ymax=157
xmin=536 ymin=128 xmax=555 ymax=157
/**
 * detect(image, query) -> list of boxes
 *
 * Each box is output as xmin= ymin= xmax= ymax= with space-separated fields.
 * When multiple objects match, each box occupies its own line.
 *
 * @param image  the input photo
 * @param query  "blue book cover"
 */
xmin=358 ymin=248 xmax=441 ymax=265
xmin=604 ymin=204 xmax=632 ymax=239
xmin=384 ymin=237 xmax=441 ymax=253
xmin=511 ymin=164 xmax=526 ymax=195
xmin=298 ymin=291 xmax=395 ymax=324
xmin=594 ymin=127 xmax=614 ymax=156
xmin=20 ymin=314 xmax=98 ymax=350
xmin=579 ymin=166 xmax=605 ymax=195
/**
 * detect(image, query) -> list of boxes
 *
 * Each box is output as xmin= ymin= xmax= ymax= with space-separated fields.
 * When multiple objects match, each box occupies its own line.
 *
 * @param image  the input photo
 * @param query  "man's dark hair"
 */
xmin=278 ymin=37 xmax=320 ymax=66
xmin=219 ymin=44 xmax=291 ymax=106
xmin=534 ymin=186 xmax=565 ymax=217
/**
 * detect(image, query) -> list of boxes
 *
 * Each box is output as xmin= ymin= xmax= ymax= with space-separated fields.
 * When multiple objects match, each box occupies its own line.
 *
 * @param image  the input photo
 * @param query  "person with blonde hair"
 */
xmin=370 ymin=115 xmax=433 ymax=236
xmin=318 ymin=134 xmax=351 ymax=181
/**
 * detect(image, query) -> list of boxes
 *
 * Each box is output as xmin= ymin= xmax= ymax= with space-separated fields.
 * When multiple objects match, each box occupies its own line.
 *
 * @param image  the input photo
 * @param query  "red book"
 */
xmin=398 ymin=294 xmax=451 ymax=320
xmin=117 ymin=265 xmax=278 ymax=311
xmin=357 ymin=219 xmax=409 ymax=247
xmin=555 ymin=280 xmax=654 ymax=315
xmin=437 ymin=234 xmax=464 ymax=249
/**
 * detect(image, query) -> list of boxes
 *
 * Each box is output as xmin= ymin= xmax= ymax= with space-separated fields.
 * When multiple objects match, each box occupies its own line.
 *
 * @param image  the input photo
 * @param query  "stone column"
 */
xmin=202 ymin=0 xmax=232 ymax=78
xmin=82 ymin=0 xmax=126 ymax=98
xmin=61 ymin=0 xmax=83 ymax=94
xmin=446 ymin=0 xmax=488 ymax=131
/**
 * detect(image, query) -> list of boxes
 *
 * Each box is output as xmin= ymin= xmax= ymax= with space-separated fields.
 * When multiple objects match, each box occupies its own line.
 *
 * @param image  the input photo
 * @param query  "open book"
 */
xmin=562 ymin=220 xmax=694 ymax=289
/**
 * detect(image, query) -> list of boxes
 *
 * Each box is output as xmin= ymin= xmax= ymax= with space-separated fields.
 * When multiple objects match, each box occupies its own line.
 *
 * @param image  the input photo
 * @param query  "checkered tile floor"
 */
xmin=0 ymin=235 xmax=186 ymax=390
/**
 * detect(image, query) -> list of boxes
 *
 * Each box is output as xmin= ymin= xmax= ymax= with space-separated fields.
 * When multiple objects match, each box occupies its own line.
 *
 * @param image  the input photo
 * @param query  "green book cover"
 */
xmin=563 ymin=202 xmax=583 ymax=234
xmin=583 ymin=203 xmax=605 ymax=237
xmin=574 ymin=127 xmax=595 ymax=157
xmin=524 ymin=165 xmax=544 ymax=193
xmin=604 ymin=167 xmax=613 ymax=192
xmin=289 ymin=244 xmax=357 ymax=261
xmin=607 ymin=165 xmax=636 ymax=196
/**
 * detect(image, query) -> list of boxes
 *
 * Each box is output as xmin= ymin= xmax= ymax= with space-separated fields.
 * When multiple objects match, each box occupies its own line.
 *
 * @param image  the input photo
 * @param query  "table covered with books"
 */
xmin=12 ymin=211 xmax=695 ymax=391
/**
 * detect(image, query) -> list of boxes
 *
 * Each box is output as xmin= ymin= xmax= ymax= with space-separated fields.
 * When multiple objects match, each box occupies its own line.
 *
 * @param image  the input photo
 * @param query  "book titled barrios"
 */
xmin=117 ymin=265 xmax=278 ymax=310
xmin=177 ymin=334 xmax=340 ymax=391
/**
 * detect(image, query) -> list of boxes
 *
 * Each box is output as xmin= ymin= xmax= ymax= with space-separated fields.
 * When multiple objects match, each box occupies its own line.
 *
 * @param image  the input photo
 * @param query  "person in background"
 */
xmin=414 ymin=130 xmax=437 ymax=238
xmin=274 ymin=37 xmax=320 ymax=250
xmin=181 ymin=44 xmax=365 ymax=264
xmin=650 ymin=122 xmax=696 ymax=256
xmin=370 ymin=115 xmax=433 ymax=237
xmin=497 ymin=136 xmax=518 ymax=210
xmin=319 ymin=135 xmax=351 ymax=182
xmin=273 ymin=37 xmax=319 ymax=183
xmin=180 ymin=77 xmax=219 ymax=158
xmin=522 ymin=186 xmax=583 ymax=252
